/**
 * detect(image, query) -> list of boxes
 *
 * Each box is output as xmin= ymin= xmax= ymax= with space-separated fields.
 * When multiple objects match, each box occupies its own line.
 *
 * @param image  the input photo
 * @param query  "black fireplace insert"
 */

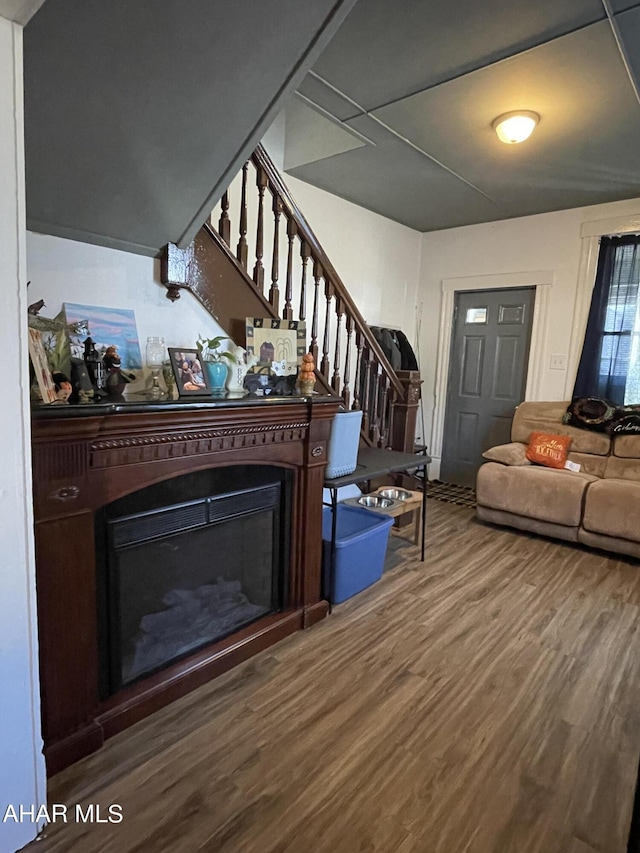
xmin=96 ymin=465 xmax=291 ymax=696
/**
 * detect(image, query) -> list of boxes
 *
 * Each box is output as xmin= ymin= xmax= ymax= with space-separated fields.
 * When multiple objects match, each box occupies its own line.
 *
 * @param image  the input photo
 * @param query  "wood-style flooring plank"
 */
xmin=25 ymin=501 xmax=640 ymax=853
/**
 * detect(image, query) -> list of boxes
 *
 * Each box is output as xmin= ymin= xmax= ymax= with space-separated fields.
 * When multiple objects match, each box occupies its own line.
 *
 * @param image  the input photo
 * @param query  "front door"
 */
xmin=440 ymin=287 xmax=535 ymax=487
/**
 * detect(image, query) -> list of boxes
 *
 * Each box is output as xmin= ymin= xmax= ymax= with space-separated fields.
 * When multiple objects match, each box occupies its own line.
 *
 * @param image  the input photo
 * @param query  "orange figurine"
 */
xmin=299 ymin=352 xmax=316 ymax=395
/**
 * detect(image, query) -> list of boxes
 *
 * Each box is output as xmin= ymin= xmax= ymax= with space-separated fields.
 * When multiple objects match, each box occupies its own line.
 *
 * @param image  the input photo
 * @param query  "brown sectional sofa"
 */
xmin=476 ymin=401 xmax=640 ymax=559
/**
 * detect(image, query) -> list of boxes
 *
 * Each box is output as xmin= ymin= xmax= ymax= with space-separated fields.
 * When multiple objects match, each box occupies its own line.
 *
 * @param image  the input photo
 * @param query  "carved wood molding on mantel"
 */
xmin=89 ymin=422 xmax=311 ymax=468
xmin=90 ymin=421 xmax=311 ymax=448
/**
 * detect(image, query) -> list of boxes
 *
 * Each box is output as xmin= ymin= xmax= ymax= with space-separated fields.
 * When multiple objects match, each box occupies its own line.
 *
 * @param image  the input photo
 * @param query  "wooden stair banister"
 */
xmin=162 ymin=144 xmax=421 ymax=452
xmin=162 ymin=222 xmax=280 ymax=346
xmin=250 ymin=145 xmax=405 ymax=403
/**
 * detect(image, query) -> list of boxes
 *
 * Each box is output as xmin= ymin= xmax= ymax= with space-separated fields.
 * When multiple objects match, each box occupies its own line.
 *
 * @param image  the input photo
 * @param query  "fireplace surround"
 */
xmin=32 ymin=395 xmax=339 ymax=774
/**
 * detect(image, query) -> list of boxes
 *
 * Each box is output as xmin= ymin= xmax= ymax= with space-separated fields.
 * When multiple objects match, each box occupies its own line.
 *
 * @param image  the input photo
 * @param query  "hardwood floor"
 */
xmin=26 ymin=501 xmax=640 ymax=853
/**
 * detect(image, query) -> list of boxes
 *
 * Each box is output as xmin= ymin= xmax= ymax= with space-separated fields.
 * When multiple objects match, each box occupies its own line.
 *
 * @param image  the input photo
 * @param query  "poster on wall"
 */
xmin=59 ymin=303 xmax=143 ymax=369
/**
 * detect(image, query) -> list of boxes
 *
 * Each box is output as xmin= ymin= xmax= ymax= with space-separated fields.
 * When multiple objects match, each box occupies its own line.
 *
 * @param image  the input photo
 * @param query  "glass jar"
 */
xmin=146 ymin=336 xmax=166 ymax=399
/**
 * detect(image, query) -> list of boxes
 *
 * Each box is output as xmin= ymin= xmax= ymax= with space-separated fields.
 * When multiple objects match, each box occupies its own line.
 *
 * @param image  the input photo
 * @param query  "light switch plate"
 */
xmin=550 ymin=353 xmax=566 ymax=370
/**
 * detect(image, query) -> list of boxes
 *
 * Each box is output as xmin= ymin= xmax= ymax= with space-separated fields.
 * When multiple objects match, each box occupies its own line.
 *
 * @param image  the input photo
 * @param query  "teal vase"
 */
xmin=204 ymin=360 xmax=228 ymax=396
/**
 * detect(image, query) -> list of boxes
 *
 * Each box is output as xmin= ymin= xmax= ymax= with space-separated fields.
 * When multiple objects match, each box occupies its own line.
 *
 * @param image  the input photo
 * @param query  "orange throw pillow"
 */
xmin=526 ymin=432 xmax=572 ymax=469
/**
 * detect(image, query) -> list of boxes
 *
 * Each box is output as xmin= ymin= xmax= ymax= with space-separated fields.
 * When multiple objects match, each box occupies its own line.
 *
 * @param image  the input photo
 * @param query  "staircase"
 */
xmin=161 ymin=144 xmax=421 ymax=452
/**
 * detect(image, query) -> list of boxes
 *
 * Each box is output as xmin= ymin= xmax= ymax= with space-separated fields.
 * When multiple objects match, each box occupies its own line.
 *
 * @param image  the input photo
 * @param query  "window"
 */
xmin=574 ymin=235 xmax=640 ymax=405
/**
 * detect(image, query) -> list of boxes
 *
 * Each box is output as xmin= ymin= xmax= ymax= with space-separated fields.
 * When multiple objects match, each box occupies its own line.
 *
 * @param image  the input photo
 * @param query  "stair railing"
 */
xmin=163 ymin=143 xmax=421 ymax=451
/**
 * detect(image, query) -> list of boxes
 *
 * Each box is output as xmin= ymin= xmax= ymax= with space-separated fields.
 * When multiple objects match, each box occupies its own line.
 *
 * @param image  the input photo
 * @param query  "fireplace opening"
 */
xmin=96 ymin=465 xmax=292 ymax=697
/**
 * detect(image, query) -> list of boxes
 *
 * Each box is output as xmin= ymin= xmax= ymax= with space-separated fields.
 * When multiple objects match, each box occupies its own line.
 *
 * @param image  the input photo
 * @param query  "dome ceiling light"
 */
xmin=492 ymin=111 xmax=540 ymax=144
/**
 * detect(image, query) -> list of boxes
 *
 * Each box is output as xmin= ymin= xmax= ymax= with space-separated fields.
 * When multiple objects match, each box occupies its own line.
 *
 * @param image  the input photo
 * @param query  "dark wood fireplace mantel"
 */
xmin=32 ymin=395 xmax=340 ymax=775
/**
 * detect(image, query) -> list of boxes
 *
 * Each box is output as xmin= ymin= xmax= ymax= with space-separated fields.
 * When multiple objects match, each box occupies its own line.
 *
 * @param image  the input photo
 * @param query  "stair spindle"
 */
xmin=342 ymin=314 xmax=353 ymax=409
xmin=253 ymin=167 xmax=268 ymax=293
xmin=299 ymin=241 xmax=311 ymax=322
xmin=321 ymin=279 xmax=333 ymax=380
xmin=236 ymin=162 xmax=249 ymax=269
xmin=332 ymin=297 xmax=344 ymax=395
xmin=370 ymin=364 xmax=382 ymax=446
xmin=310 ymin=259 xmax=322 ymax=364
xmin=270 ymin=195 xmax=283 ymax=312
xmin=360 ymin=345 xmax=373 ymax=437
xmin=385 ymin=386 xmax=396 ymax=450
xmin=218 ymin=190 xmax=231 ymax=246
xmin=352 ymin=329 xmax=363 ymax=412
xmin=283 ymin=217 xmax=296 ymax=320
xmin=379 ymin=376 xmax=390 ymax=448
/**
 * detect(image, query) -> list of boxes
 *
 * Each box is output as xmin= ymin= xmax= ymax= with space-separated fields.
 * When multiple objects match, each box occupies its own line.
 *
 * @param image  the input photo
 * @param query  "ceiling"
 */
xmin=23 ymin=0 xmax=356 ymax=256
xmin=283 ymin=0 xmax=640 ymax=232
xmin=0 ymin=0 xmax=45 ymax=24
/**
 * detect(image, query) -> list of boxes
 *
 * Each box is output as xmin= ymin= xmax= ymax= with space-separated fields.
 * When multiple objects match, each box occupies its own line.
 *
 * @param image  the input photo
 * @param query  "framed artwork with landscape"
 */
xmin=168 ymin=348 xmax=211 ymax=396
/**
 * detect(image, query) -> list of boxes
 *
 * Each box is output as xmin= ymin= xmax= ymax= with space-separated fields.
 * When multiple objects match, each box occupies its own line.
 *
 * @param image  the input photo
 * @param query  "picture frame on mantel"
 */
xmin=245 ymin=318 xmax=306 ymax=375
xmin=168 ymin=347 xmax=211 ymax=396
xmin=28 ymin=327 xmax=58 ymax=404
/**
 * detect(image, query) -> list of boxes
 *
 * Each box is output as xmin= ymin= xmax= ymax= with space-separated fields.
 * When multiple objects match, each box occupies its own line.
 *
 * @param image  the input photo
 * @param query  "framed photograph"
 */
xmin=167 ymin=348 xmax=211 ymax=396
xmin=245 ymin=318 xmax=306 ymax=376
xmin=28 ymin=327 xmax=58 ymax=404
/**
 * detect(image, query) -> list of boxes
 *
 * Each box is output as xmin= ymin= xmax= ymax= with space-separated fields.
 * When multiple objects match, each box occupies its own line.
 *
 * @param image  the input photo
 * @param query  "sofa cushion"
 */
xmin=578 ymin=528 xmax=640 ymax=560
xmin=603 ymin=455 xmax=640 ymax=482
xmin=482 ymin=442 xmax=531 ymax=466
xmin=612 ymin=435 xmax=640 ymax=459
xmin=511 ymin=401 xmax=611 ymax=456
xmin=477 ymin=506 xmax=580 ymax=542
xmin=568 ymin=452 xmax=608 ymax=478
xmin=526 ymin=432 xmax=572 ymax=469
xmin=582 ymin=478 xmax=640 ymax=542
xmin=476 ymin=462 xmax=597 ymax=527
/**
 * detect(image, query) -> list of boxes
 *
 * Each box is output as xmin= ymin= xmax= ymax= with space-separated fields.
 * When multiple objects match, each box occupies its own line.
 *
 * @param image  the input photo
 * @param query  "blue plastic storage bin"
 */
xmin=325 ymin=410 xmax=363 ymax=478
xmin=322 ymin=504 xmax=394 ymax=604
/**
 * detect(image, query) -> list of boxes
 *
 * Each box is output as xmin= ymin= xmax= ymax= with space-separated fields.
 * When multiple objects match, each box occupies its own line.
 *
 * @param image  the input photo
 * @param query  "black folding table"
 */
xmin=323 ymin=447 xmax=431 ymax=600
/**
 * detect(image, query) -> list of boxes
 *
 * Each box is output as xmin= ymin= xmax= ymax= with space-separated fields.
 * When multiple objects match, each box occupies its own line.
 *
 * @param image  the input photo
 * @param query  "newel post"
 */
xmin=389 ymin=370 xmax=422 ymax=453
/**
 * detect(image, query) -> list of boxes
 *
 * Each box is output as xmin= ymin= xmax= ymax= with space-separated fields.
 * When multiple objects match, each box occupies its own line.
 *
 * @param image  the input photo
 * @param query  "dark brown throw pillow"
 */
xmin=563 ymin=397 xmax=617 ymax=433
xmin=564 ymin=397 xmax=640 ymax=434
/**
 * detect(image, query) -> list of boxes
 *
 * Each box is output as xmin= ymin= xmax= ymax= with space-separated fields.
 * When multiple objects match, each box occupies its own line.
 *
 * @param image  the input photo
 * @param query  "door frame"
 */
xmin=430 ymin=270 xmax=553 ymax=480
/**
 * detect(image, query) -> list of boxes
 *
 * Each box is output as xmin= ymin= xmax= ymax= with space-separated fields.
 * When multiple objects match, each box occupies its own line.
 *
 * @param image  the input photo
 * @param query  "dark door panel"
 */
xmin=440 ymin=288 xmax=535 ymax=487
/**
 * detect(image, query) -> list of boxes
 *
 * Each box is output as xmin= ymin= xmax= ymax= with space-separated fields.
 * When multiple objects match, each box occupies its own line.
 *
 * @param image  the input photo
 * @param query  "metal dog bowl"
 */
xmin=377 ymin=488 xmax=412 ymax=501
xmin=358 ymin=495 xmax=395 ymax=509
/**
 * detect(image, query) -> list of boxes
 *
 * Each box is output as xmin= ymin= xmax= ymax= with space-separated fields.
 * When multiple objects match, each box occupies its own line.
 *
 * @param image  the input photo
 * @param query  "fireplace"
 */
xmin=31 ymin=396 xmax=339 ymax=773
xmin=96 ymin=466 xmax=291 ymax=694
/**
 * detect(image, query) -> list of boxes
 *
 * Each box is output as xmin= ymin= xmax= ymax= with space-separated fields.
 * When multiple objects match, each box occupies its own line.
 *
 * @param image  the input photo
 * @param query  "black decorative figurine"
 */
xmin=83 ymin=337 xmax=106 ymax=397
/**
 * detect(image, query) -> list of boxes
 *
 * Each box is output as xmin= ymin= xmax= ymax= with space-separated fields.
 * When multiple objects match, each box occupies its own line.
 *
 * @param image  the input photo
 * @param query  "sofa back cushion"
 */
xmin=511 ymin=401 xmax=611 ymax=456
xmin=612 ymin=435 xmax=640 ymax=459
xmin=604 ymin=455 xmax=640 ymax=482
xmin=567 ymin=452 xmax=608 ymax=478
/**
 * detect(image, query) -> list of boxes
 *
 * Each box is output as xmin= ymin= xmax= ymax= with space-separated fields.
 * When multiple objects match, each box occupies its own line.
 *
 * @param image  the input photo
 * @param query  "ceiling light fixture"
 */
xmin=493 ymin=111 xmax=540 ymax=144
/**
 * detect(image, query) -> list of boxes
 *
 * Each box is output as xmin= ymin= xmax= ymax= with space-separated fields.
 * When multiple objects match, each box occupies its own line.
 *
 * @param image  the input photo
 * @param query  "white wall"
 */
xmin=0 ymin=16 xmax=46 ymax=853
xmin=285 ymin=174 xmax=422 ymax=335
xmin=420 ymin=196 xmax=640 ymax=461
xmin=27 ymin=233 xmax=227 ymax=393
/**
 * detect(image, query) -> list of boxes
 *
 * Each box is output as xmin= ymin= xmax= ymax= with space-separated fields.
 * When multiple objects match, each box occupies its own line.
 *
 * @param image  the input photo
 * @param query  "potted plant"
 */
xmin=196 ymin=334 xmax=235 ymax=394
